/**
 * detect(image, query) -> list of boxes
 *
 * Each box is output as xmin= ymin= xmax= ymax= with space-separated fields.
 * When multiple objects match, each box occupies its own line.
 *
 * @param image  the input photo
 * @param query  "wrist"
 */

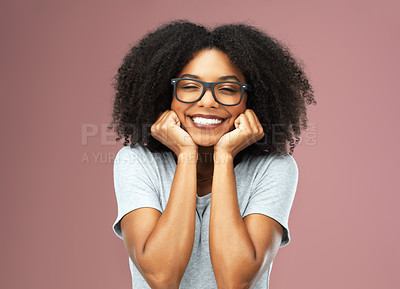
xmin=213 ymin=150 xmax=234 ymax=164
xmin=177 ymin=150 xmax=198 ymax=164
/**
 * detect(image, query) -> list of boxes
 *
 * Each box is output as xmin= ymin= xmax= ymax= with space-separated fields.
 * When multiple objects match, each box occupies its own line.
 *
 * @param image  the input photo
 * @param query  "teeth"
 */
xmin=192 ymin=117 xmax=223 ymax=125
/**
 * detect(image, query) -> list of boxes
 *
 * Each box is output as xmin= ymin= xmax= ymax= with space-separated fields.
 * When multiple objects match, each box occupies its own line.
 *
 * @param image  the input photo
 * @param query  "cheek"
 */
xmin=170 ymin=100 xmax=181 ymax=115
xmin=227 ymin=106 xmax=246 ymax=129
xmin=170 ymin=98 xmax=177 ymax=110
xmin=230 ymin=105 xmax=246 ymax=119
xmin=170 ymin=100 xmax=189 ymax=122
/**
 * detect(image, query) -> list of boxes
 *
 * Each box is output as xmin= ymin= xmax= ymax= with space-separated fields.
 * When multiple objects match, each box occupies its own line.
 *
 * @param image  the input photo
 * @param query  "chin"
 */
xmin=190 ymin=134 xmax=221 ymax=147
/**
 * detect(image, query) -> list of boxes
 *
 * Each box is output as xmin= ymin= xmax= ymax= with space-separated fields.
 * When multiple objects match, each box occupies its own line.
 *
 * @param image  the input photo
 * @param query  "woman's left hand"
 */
xmin=214 ymin=109 xmax=265 ymax=158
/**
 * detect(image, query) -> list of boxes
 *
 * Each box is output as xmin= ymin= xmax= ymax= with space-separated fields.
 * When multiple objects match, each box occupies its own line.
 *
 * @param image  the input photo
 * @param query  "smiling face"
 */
xmin=171 ymin=48 xmax=247 ymax=147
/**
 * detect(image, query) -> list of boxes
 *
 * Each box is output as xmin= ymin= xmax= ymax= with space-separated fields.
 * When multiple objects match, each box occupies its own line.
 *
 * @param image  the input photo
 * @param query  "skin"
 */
xmin=170 ymin=48 xmax=248 ymax=149
xmin=168 ymin=48 xmax=261 ymax=195
xmin=122 ymin=48 xmax=283 ymax=289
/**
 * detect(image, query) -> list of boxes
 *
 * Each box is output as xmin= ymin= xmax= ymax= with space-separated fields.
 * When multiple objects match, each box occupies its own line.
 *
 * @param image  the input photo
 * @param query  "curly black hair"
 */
xmin=109 ymin=19 xmax=316 ymax=159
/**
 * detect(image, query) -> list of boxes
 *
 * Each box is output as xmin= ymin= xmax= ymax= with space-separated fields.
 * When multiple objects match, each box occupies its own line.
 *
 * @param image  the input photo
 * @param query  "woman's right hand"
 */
xmin=151 ymin=110 xmax=198 ymax=156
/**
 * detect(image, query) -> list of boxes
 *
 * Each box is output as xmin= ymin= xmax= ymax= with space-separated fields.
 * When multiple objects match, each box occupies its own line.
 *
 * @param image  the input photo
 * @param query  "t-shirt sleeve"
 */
xmin=242 ymin=154 xmax=298 ymax=248
xmin=112 ymin=147 xmax=163 ymax=239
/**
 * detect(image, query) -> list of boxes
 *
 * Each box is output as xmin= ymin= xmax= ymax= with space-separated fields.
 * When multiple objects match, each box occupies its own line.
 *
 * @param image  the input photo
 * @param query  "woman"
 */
xmin=110 ymin=20 xmax=316 ymax=289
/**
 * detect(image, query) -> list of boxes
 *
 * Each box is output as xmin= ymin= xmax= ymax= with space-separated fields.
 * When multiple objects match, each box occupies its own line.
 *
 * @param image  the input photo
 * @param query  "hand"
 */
xmin=214 ymin=109 xmax=265 ymax=158
xmin=151 ymin=110 xmax=198 ymax=156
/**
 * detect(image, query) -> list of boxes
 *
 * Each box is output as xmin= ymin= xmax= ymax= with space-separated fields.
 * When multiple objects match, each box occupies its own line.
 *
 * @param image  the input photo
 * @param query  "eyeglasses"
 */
xmin=171 ymin=78 xmax=250 ymax=106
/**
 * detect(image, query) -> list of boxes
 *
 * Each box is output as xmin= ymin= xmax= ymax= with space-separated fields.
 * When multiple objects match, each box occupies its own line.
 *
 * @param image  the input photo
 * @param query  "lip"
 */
xmin=187 ymin=115 xmax=227 ymax=130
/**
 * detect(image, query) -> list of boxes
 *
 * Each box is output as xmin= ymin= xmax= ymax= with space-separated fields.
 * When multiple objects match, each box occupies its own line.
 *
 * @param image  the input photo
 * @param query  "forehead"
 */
xmin=178 ymin=49 xmax=245 ymax=82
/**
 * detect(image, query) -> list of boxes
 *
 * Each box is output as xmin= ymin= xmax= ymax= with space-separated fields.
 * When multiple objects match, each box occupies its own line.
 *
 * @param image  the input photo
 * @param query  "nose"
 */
xmin=196 ymin=87 xmax=220 ymax=108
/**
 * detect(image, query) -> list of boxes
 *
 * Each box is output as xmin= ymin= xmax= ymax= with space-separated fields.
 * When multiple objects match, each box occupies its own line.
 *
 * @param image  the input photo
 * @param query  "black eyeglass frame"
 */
xmin=171 ymin=78 xmax=251 ymax=106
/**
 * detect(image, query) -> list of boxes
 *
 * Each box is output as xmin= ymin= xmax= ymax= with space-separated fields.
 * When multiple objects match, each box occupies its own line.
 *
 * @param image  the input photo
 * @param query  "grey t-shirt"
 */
xmin=112 ymin=143 xmax=298 ymax=289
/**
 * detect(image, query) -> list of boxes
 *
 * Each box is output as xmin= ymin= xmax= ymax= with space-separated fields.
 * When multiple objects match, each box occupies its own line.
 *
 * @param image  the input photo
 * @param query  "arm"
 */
xmin=121 ymin=151 xmax=198 ymax=289
xmin=121 ymin=110 xmax=199 ymax=289
xmin=209 ymin=109 xmax=283 ymax=288
xmin=209 ymin=152 xmax=283 ymax=289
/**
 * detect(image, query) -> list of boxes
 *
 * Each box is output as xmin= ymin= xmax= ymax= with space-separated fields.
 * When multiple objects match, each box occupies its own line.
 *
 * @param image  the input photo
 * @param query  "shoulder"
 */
xmin=114 ymin=144 xmax=174 ymax=180
xmin=245 ymin=152 xmax=298 ymax=176
xmin=115 ymin=143 xmax=163 ymax=166
xmin=115 ymin=143 xmax=149 ymax=160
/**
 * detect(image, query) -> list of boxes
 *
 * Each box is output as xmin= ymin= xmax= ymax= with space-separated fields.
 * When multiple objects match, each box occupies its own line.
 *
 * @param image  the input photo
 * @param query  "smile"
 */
xmin=188 ymin=116 xmax=227 ymax=130
xmin=193 ymin=117 xmax=222 ymax=125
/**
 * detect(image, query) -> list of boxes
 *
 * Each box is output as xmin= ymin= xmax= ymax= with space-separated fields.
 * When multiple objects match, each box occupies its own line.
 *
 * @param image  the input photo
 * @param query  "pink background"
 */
xmin=1 ymin=0 xmax=399 ymax=288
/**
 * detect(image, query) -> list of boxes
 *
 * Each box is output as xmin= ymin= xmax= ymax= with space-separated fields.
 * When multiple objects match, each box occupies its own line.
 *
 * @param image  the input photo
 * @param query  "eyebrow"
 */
xmin=180 ymin=74 xmax=241 ymax=82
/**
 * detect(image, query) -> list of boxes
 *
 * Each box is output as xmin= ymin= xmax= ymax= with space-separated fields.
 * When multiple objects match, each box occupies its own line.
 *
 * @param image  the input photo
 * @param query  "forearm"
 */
xmin=141 ymin=151 xmax=198 ymax=286
xmin=209 ymin=152 xmax=259 ymax=289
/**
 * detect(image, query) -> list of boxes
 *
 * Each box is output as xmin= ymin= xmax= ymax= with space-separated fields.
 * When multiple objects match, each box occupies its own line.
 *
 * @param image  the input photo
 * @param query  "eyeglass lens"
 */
xmin=176 ymin=79 xmax=242 ymax=105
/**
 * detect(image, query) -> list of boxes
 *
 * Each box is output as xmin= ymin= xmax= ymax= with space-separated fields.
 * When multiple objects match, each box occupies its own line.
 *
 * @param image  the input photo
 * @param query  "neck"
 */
xmin=196 ymin=146 xmax=214 ymax=180
xmin=197 ymin=146 xmax=214 ymax=164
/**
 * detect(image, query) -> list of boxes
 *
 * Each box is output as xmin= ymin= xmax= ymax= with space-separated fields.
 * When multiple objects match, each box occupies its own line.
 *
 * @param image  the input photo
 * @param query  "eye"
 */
xmin=179 ymin=85 xmax=200 ymax=91
xmin=220 ymin=87 xmax=236 ymax=92
xmin=182 ymin=84 xmax=201 ymax=90
xmin=177 ymin=80 xmax=202 ymax=91
xmin=217 ymin=85 xmax=240 ymax=94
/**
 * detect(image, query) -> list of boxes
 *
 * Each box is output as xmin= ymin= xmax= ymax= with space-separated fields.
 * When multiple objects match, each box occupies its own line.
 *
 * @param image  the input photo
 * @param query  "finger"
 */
xmin=161 ymin=111 xmax=184 ymax=142
xmin=242 ymin=110 xmax=264 ymax=144
xmin=152 ymin=110 xmax=170 ymax=137
xmin=235 ymin=113 xmax=251 ymax=131
xmin=245 ymin=109 xmax=264 ymax=136
xmin=155 ymin=111 xmax=163 ymax=119
xmin=158 ymin=109 xmax=171 ymax=122
xmin=166 ymin=110 xmax=181 ymax=126
xmin=245 ymin=109 xmax=262 ymax=129
xmin=244 ymin=109 xmax=258 ymax=130
xmin=157 ymin=109 xmax=169 ymax=119
xmin=154 ymin=110 xmax=170 ymax=126
xmin=238 ymin=113 xmax=255 ymax=145
xmin=160 ymin=112 xmax=181 ymax=141
xmin=233 ymin=113 xmax=243 ymax=129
